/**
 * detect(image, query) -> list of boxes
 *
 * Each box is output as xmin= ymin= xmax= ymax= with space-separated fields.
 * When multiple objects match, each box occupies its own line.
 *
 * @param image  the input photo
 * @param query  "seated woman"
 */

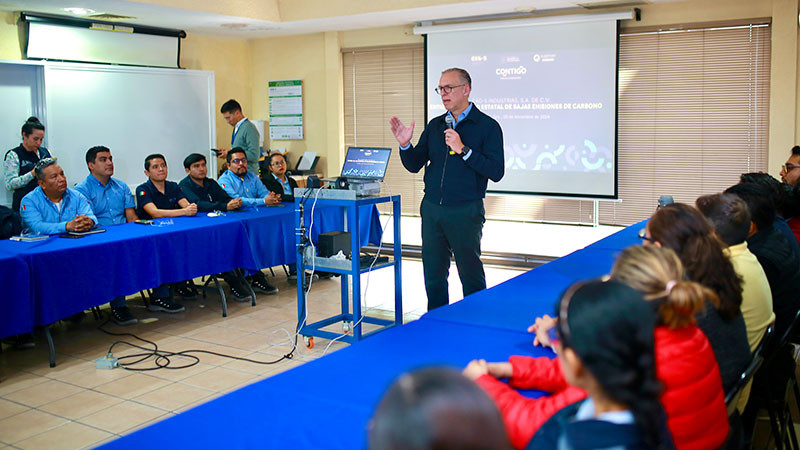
xmin=521 ymin=280 xmax=671 ymax=449
xmin=464 ymin=246 xmax=728 ymax=449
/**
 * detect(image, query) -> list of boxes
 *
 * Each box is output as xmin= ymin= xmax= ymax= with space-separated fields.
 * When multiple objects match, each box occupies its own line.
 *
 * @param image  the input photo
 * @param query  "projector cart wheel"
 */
xmin=304 ymin=336 xmax=314 ymax=349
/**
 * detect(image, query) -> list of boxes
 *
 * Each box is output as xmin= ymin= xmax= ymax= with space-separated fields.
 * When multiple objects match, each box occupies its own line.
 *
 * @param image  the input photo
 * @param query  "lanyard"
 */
xmin=231 ymin=118 xmax=248 ymax=145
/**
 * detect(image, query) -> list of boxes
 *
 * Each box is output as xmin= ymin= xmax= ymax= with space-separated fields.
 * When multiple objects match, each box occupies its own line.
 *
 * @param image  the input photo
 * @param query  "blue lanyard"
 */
xmin=231 ymin=118 xmax=248 ymax=145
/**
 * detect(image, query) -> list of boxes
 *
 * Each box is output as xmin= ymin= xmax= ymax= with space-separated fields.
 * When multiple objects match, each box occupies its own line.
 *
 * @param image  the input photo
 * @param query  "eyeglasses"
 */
xmin=270 ymin=160 xmax=286 ymax=167
xmin=783 ymin=163 xmax=800 ymax=172
xmin=230 ymin=158 xmax=247 ymax=165
xmin=637 ymin=228 xmax=657 ymax=244
xmin=434 ymin=84 xmax=465 ymax=95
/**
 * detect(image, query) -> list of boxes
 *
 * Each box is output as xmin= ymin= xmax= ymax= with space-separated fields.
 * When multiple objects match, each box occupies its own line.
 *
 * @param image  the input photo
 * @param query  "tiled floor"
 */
xmin=0 ymin=261 xmax=524 ymax=449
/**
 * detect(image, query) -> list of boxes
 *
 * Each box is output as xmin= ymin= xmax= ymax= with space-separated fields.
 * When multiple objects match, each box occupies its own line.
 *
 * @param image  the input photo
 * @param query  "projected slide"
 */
xmin=426 ymin=19 xmax=618 ymax=198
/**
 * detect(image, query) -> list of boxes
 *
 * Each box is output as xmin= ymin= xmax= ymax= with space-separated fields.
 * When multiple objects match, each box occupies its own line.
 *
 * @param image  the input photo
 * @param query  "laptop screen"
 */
xmin=340 ymin=147 xmax=392 ymax=181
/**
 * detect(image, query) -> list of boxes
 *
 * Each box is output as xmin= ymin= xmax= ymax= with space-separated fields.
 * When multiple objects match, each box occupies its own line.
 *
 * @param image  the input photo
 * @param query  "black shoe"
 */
xmin=2 ymin=333 xmax=35 ymax=349
xmin=249 ymin=272 xmax=278 ymax=295
xmin=110 ymin=307 xmax=138 ymax=326
xmin=174 ymin=283 xmax=197 ymax=300
xmin=318 ymin=271 xmax=336 ymax=279
xmin=148 ymin=297 xmax=185 ymax=313
xmin=287 ymin=268 xmax=298 ymax=282
xmin=229 ymin=281 xmax=252 ymax=303
xmin=65 ymin=311 xmax=86 ymax=324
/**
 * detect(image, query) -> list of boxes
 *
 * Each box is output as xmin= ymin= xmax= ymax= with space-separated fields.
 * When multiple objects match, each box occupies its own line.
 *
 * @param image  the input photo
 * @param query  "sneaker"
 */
xmin=229 ymin=281 xmax=252 ymax=303
xmin=110 ymin=306 xmax=138 ymax=326
xmin=148 ymin=296 xmax=185 ymax=313
xmin=174 ymin=283 xmax=197 ymax=300
xmin=2 ymin=333 xmax=35 ymax=349
xmin=249 ymin=272 xmax=278 ymax=295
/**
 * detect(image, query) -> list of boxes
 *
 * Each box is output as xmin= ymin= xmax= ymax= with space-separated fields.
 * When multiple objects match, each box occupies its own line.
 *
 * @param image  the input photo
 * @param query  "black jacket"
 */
xmin=261 ymin=173 xmax=298 ymax=202
xmin=178 ymin=176 xmax=232 ymax=212
xmin=747 ymin=224 xmax=800 ymax=338
xmin=400 ymin=105 xmax=504 ymax=206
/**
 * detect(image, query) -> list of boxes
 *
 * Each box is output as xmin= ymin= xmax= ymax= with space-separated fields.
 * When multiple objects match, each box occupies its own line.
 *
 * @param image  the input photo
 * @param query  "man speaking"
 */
xmin=389 ymin=68 xmax=504 ymax=311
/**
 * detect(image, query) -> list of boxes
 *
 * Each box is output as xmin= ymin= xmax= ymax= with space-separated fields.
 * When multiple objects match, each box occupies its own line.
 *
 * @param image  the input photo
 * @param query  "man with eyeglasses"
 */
xmin=389 ymin=67 xmax=505 ymax=311
xmin=218 ymin=148 xmax=280 ymax=295
xmin=779 ymin=146 xmax=800 ymax=186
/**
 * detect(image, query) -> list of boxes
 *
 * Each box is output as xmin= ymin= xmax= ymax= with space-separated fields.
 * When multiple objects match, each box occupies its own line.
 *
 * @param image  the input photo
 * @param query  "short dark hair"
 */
xmin=724 ymin=183 xmax=775 ymax=231
xmin=792 ymin=145 xmax=800 ymax=156
xmin=442 ymin=68 xmax=472 ymax=88
xmin=268 ymin=152 xmax=286 ymax=166
xmin=85 ymin=146 xmax=110 ymax=166
xmin=34 ymin=158 xmax=58 ymax=181
xmin=368 ymin=367 xmax=510 ymax=450
xmin=144 ymin=154 xmax=166 ymax=171
xmin=740 ymin=172 xmax=786 ymax=213
xmin=226 ymin=147 xmax=246 ymax=163
xmin=696 ymin=193 xmax=751 ymax=246
xmin=183 ymin=153 xmax=206 ymax=169
xmin=220 ymin=99 xmax=242 ymax=114
xmin=22 ymin=116 xmax=44 ymax=136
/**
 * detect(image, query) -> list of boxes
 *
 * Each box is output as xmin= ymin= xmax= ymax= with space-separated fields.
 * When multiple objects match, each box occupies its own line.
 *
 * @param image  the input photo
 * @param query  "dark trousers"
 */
xmin=420 ymin=198 xmax=486 ymax=311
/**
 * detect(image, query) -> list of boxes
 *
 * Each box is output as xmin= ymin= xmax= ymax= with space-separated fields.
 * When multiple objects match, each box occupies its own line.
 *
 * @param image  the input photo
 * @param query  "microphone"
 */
xmin=444 ymin=115 xmax=455 ymax=155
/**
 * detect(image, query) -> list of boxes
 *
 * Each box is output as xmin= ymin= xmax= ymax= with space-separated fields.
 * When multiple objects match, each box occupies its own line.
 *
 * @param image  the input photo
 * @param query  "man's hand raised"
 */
xmin=389 ymin=116 xmax=415 ymax=148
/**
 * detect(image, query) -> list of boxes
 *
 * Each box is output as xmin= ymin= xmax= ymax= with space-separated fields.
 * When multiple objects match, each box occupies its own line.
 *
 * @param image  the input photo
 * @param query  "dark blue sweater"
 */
xmin=399 ymin=105 xmax=504 ymax=206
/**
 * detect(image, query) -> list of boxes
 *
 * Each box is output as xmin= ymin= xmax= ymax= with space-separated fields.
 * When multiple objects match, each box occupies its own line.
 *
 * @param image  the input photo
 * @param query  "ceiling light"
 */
xmin=63 ymin=7 xmax=96 ymax=15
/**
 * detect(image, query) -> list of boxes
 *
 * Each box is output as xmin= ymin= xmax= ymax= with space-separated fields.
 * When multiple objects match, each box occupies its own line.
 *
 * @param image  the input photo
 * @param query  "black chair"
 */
xmin=727 ymin=353 xmax=765 ymax=416
xmin=746 ymin=312 xmax=800 ymax=450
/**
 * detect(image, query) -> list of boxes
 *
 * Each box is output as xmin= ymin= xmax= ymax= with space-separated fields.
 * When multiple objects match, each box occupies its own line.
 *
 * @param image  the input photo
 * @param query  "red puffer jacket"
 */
xmin=656 ymin=326 xmax=729 ymax=450
xmin=475 ymin=325 xmax=729 ymax=450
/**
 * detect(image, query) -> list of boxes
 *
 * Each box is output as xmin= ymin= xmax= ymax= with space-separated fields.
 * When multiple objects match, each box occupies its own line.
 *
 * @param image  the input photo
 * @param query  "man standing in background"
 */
xmin=219 ymin=99 xmax=262 ymax=175
xmin=389 ymin=68 xmax=504 ymax=311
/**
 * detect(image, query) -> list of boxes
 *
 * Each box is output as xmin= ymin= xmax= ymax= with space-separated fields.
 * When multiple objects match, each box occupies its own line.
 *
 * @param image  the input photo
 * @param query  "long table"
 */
xmin=101 ymin=223 xmax=642 ymax=449
xmin=0 ymin=203 xmax=381 ymax=339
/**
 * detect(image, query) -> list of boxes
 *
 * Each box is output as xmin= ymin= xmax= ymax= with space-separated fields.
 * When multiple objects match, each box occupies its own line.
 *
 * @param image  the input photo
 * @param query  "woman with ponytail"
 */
xmin=3 ymin=117 xmax=51 ymax=211
xmin=643 ymin=203 xmax=750 ymax=393
xmin=529 ymin=280 xmax=670 ymax=449
xmin=465 ymin=246 xmax=728 ymax=449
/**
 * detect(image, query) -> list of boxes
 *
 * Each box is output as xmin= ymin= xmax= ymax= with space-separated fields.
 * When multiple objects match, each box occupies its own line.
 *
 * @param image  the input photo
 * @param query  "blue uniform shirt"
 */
xmin=218 ymin=170 xmax=269 ymax=208
xmin=134 ymin=179 xmax=187 ymax=220
xmin=75 ymin=174 xmax=135 ymax=226
xmin=271 ymin=173 xmax=293 ymax=196
xmin=20 ymin=187 xmax=98 ymax=235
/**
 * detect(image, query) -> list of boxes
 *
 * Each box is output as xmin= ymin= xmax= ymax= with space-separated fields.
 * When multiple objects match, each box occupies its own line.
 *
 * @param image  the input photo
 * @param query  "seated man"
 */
xmin=74 ymin=146 xmax=138 ymax=325
xmin=179 ymin=153 xmax=251 ymax=301
xmin=725 ymin=182 xmax=800 ymax=339
xmin=261 ymin=152 xmax=297 ymax=203
xmin=218 ymin=148 xmax=279 ymax=294
xmin=134 ymin=154 xmax=197 ymax=313
xmin=20 ymin=158 xmax=97 ymax=235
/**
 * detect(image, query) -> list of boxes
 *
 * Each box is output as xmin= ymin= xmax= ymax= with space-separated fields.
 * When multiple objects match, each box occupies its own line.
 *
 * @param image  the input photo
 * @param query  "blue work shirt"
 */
xmin=20 ymin=187 xmax=98 ymax=235
xmin=218 ymin=169 xmax=269 ymax=208
xmin=272 ymin=173 xmax=293 ymax=196
xmin=75 ymin=174 xmax=135 ymax=226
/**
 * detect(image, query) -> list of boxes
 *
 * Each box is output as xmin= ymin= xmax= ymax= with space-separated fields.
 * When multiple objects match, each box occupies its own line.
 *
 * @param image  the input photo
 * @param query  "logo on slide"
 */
xmin=496 ymin=66 xmax=527 ymax=78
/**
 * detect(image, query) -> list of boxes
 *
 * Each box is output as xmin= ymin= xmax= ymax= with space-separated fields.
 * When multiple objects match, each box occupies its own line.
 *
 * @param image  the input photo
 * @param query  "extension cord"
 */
xmin=96 ymin=353 xmax=119 ymax=370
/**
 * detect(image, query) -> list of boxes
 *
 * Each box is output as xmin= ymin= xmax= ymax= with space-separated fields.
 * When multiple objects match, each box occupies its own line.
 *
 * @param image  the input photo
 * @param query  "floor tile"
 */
xmin=38 ymin=390 xmax=123 ymax=420
xmin=120 ymin=412 xmax=174 ymax=436
xmin=14 ymin=422 xmax=112 ymax=450
xmin=3 ymin=379 xmax=84 ymax=408
xmin=144 ymin=362 xmax=215 ymax=383
xmin=47 ymin=366 xmax=132 ymax=389
xmin=133 ymin=383 xmax=215 ymax=412
xmin=93 ymin=373 xmax=170 ymax=399
xmin=180 ymin=366 xmax=258 ymax=392
xmin=78 ymin=401 xmax=166 ymax=435
xmin=0 ymin=398 xmax=29 ymax=421
xmin=0 ymin=410 xmax=67 ymax=444
xmin=0 ymin=371 xmax=49 ymax=396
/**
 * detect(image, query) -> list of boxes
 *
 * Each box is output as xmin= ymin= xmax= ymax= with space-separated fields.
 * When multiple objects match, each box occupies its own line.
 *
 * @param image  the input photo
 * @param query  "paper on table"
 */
xmin=297 ymin=152 xmax=317 ymax=171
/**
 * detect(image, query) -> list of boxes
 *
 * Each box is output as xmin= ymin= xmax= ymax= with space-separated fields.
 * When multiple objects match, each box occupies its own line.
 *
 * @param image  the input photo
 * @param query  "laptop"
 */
xmin=338 ymin=146 xmax=392 ymax=182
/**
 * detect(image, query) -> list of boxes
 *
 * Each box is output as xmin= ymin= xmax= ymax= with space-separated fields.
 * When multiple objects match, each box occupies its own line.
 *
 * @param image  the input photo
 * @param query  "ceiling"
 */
xmin=0 ymin=0 xmax=675 ymax=38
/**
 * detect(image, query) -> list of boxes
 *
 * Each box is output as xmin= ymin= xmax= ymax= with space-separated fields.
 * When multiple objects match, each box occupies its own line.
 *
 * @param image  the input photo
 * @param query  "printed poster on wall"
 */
xmin=268 ymin=79 xmax=303 ymax=140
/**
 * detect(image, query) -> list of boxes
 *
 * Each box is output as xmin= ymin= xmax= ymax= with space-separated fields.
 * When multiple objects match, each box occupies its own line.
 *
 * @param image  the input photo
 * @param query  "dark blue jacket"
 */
xmin=529 ymin=400 xmax=673 ymax=450
xmin=400 ymin=105 xmax=504 ymax=206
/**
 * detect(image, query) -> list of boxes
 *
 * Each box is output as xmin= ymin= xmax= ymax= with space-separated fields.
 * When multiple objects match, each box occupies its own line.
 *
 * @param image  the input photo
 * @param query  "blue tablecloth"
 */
xmin=102 ymin=319 xmax=552 ymax=450
xmin=0 ymin=204 xmax=381 ymax=334
xmin=0 ymin=250 xmax=31 ymax=339
xmin=584 ymin=219 xmax=645 ymax=251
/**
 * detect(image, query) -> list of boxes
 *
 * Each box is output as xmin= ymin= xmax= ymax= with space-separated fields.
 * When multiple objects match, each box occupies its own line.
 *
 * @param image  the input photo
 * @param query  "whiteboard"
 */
xmin=42 ymin=63 xmax=215 ymax=192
